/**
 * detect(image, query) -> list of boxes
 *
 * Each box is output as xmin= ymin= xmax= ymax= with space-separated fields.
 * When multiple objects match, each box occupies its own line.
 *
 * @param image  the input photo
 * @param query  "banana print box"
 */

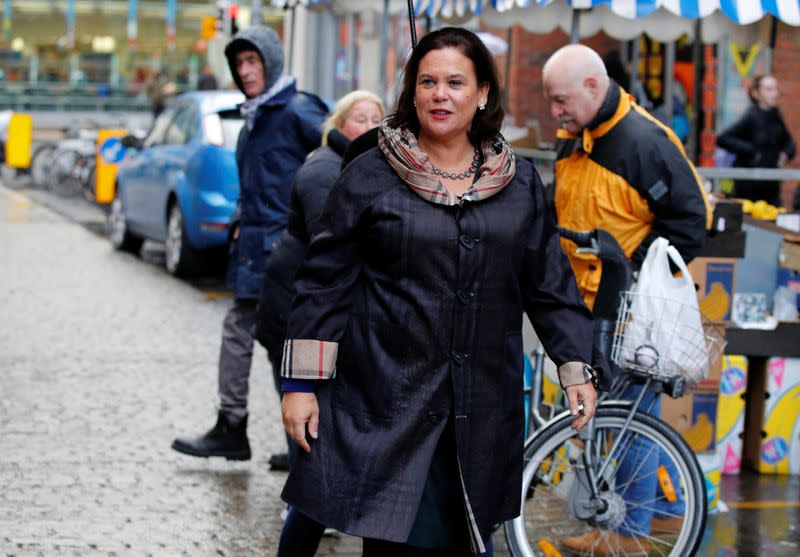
xmin=716 ymin=355 xmax=748 ymax=475
xmin=759 ymin=357 xmax=800 ymax=475
xmin=696 ymin=452 xmax=722 ymax=512
xmin=661 ymin=388 xmax=720 ymax=454
xmin=687 ymin=257 xmax=737 ymax=322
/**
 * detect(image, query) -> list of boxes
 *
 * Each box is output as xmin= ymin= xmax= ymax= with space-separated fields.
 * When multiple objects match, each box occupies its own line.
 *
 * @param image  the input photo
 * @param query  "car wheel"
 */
xmin=107 ymin=192 xmax=143 ymax=253
xmin=165 ymin=203 xmax=200 ymax=277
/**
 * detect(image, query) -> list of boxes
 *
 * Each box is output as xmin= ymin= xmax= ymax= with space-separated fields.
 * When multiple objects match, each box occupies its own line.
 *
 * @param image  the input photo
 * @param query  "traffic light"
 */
xmin=229 ymin=5 xmax=239 ymax=35
xmin=201 ymin=15 xmax=217 ymax=40
xmin=215 ymin=2 xmax=239 ymax=37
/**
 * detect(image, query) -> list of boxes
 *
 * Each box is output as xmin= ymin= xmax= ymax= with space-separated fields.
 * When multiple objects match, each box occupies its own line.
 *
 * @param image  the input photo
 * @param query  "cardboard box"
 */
xmin=759 ymin=357 xmax=800 ymax=475
xmin=776 ymin=267 xmax=800 ymax=312
xmin=779 ymin=240 xmax=800 ymax=272
xmin=662 ymin=387 xmax=720 ymax=455
xmin=688 ymin=258 xmax=737 ymax=322
xmin=697 ymin=334 xmax=724 ymax=390
xmin=716 ymin=355 xmax=748 ymax=475
xmin=697 ymin=452 xmax=722 ymax=512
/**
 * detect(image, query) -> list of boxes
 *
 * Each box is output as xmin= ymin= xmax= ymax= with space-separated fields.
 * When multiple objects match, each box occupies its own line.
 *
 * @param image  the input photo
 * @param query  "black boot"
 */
xmin=268 ymin=452 xmax=291 ymax=471
xmin=171 ymin=412 xmax=251 ymax=461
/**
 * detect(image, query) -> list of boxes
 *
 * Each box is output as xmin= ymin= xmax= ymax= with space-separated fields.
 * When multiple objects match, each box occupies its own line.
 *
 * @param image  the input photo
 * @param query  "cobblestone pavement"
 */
xmin=2 ymin=183 xmax=798 ymax=557
xmin=0 ymin=185 xmax=509 ymax=557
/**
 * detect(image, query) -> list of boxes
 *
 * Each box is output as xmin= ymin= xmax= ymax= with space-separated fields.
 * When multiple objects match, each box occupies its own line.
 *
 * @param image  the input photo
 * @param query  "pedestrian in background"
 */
xmin=146 ymin=70 xmax=176 ymax=118
xmin=280 ymin=27 xmax=603 ymax=556
xmin=197 ymin=64 xmax=218 ymax=91
xmin=717 ymin=74 xmax=796 ymax=206
xmin=252 ymin=89 xmax=384 ymax=474
xmin=543 ymin=44 xmax=710 ymax=555
xmin=171 ymin=25 xmax=328 ymax=463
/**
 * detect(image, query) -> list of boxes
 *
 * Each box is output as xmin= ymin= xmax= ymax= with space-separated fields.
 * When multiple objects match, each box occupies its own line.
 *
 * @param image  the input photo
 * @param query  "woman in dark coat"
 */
xmin=253 ymin=89 xmax=383 ymax=466
xmin=716 ymin=74 xmax=796 ymax=206
xmin=254 ymin=89 xmax=385 ymax=375
xmin=254 ymin=89 xmax=384 ymax=556
xmin=280 ymin=27 xmax=605 ymax=556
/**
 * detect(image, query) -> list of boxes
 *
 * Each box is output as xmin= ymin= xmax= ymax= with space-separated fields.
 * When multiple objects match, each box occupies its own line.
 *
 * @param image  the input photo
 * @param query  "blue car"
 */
xmin=108 ymin=91 xmax=244 ymax=276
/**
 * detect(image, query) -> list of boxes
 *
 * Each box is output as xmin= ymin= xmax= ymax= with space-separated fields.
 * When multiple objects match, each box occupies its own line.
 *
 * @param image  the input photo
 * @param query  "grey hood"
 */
xmin=225 ymin=26 xmax=285 ymax=96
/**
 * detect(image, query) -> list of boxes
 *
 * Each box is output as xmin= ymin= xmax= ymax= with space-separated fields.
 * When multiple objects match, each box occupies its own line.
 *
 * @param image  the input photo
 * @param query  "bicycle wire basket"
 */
xmin=611 ymin=290 xmax=727 ymax=385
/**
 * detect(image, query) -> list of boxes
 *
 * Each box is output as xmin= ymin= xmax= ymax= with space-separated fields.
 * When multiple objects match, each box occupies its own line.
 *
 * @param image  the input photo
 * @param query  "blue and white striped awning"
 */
xmin=412 ymin=0 xmax=800 ymax=25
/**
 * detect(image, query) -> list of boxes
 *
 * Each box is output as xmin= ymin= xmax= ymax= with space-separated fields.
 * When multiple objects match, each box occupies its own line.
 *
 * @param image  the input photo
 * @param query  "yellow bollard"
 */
xmin=95 ymin=129 xmax=129 ymax=204
xmin=5 ymin=113 xmax=33 ymax=169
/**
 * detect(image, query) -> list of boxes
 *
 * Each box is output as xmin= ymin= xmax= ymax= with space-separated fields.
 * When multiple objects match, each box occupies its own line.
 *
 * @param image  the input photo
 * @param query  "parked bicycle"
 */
xmin=46 ymin=138 xmax=97 ymax=200
xmin=504 ymin=228 xmax=725 ymax=557
xmin=29 ymin=119 xmax=104 ymax=199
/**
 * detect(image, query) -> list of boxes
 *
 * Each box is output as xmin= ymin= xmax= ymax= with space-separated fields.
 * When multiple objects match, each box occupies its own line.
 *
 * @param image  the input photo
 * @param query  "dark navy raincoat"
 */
xmin=280 ymin=147 xmax=606 ymax=549
xmin=227 ymin=83 xmax=327 ymax=299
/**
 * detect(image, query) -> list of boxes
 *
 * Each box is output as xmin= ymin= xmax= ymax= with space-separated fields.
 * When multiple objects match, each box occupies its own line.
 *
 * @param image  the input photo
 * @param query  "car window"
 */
xmin=142 ymin=109 xmax=175 ymax=149
xmin=165 ymin=104 xmax=199 ymax=146
xmin=203 ymin=109 xmax=244 ymax=149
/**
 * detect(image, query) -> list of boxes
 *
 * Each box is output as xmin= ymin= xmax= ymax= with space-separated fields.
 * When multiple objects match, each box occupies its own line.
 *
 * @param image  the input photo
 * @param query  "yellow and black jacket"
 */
xmin=555 ymin=83 xmax=711 ymax=309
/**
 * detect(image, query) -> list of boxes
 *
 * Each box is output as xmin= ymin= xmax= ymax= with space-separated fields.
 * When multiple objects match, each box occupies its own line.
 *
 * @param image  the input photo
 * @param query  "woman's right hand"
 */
xmin=282 ymin=392 xmax=319 ymax=453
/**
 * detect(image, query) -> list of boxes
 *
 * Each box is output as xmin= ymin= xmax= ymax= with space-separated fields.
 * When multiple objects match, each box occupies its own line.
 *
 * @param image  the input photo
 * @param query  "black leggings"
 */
xmin=362 ymin=536 xmax=493 ymax=557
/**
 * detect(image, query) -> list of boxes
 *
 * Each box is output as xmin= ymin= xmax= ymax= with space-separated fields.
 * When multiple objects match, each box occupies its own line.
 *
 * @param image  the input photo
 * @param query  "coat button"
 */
xmin=428 ymin=410 xmax=443 ymax=424
xmin=459 ymin=235 xmax=475 ymax=249
xmin=457 ymin=290 xmax=475 ymax=304
xmin=452 ymin=351 xmax=469 ymax=365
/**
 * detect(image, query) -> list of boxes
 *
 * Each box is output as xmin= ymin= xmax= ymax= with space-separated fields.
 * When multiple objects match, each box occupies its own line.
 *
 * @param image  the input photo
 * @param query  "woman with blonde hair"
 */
xmin=252 ymin=89 xmax=384 ymax=557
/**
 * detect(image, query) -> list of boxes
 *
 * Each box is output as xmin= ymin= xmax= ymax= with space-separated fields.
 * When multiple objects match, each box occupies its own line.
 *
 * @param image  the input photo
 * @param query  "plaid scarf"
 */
xmin=378 ymin=120 xmax=516 ymax=206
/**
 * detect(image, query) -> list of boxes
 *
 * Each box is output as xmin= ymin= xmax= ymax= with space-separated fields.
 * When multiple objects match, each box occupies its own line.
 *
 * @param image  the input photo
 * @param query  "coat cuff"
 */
xmin=281 ymin=379 xmax=316 ymax=393
xmin=281 ymin=339 xmax=338 ymax=380
xmin=558 ymin=361 xmax=593 ymax=389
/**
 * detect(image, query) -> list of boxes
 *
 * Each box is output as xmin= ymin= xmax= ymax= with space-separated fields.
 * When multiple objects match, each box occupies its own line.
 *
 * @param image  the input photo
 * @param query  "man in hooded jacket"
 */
xmin=171 ymin=25 xmax=327 ymax=463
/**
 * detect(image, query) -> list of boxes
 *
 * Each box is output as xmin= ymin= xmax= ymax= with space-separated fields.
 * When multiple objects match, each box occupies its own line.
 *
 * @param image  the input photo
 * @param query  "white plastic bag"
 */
xmin=619 ymin=238 xmax=709 ymax=383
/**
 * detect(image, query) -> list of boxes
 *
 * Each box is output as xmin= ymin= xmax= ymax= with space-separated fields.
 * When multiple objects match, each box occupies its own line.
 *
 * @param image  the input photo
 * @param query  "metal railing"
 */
xmin=695 ymin=167 xmax=800 ymax=194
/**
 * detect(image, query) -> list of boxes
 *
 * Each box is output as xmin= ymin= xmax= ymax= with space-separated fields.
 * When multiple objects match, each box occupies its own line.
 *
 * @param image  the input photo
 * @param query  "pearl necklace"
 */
xmin=430 ymin=148 xmax=481 ymax=180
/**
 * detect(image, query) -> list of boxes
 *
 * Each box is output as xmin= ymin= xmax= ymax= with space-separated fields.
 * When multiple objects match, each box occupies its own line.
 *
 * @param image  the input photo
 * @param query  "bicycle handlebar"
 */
xmin=557 ymin=226 xmax=595 ymax=249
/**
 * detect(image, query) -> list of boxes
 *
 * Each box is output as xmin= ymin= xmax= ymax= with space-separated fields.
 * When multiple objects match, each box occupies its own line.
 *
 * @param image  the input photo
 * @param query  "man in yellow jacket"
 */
xmin=542 ymin=44 xmax=711 ymax=556
xmin=544 ymin=44 xmax=710 ymax=310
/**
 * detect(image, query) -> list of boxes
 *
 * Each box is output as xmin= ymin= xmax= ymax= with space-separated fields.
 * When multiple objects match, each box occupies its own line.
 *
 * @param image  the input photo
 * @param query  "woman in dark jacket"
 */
xmin=280 ymin=28 xmax=605 ymax=556
xmin=717 ymin=74 xmax=796 ymax=206
xmin=254 ymin=89 xmax=385 ymax=373
xmin=253 ymin=90 xmax=383 ymax=556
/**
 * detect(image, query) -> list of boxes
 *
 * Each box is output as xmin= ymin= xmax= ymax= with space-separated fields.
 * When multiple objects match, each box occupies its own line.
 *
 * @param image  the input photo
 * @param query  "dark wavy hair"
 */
xmin=388 ymin=27 xmax=504 ymax=144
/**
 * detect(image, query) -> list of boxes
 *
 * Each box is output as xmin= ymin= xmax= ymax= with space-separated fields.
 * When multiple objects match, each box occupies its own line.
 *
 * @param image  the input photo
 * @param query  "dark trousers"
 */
xmin=277 ymin=507 xmax=326 ymax=557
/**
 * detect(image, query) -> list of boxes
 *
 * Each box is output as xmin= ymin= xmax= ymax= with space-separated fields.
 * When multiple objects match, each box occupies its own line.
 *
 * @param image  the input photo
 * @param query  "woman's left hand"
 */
xmin=778 ymin=152 xmax=789 ymax=168
xmin=565 ymin=382 xmax=597 ymax=431
xmin=282 ymin=392 xmax=319 ymax=453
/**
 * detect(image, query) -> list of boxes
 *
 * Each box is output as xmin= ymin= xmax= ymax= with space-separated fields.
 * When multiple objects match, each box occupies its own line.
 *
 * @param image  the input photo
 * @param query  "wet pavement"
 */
xmin=1 ymin=181 xmax=799 ymax=556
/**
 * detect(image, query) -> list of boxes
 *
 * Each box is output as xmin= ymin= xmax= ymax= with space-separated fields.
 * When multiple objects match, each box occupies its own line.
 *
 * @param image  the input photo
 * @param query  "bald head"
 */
xmin=543 ymin=44 xmax=609 ymax=86
xmin=542 ymin=45 xmax=611 ymax=134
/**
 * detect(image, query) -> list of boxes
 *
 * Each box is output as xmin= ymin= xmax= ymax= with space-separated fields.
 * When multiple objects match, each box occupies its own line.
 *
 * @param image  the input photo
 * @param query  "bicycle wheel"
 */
xmin=80 ymin=157 xmax=97 ymax=202
xmin=48 ymin=148 xmax=82 ymax=197
xmin=504 ymin=405 xmax=706 ymax=557
xmin=30 ymin=142 xmax=57 ymax=187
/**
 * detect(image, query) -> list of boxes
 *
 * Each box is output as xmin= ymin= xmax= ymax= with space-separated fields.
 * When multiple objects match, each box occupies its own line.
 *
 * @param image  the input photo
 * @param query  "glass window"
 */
xmin=142 ymin=109 xmax=176 ymax=149
xmin=165 ymin=104 xmax=199 ymax=146
xmin=204 ymin=109 xmax=245 ymax=149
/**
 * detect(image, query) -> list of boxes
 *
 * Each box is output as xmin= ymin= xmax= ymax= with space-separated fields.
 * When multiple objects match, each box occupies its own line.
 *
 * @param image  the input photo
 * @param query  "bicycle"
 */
xmin=504 ymin=228 xmax=725 ymax=557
